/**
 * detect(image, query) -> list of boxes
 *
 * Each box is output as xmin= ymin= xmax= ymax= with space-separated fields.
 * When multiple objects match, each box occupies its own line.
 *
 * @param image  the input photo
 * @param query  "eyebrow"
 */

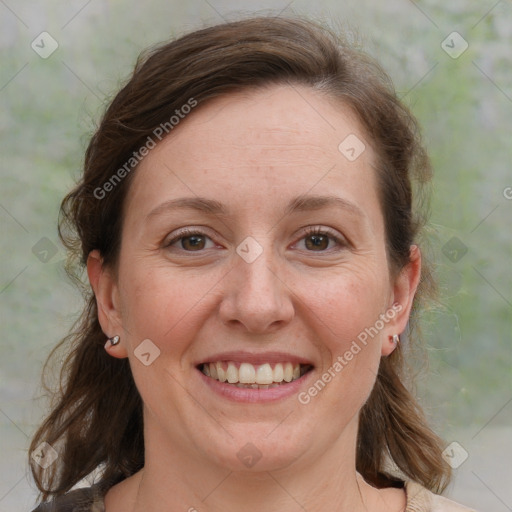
xmin=284 ymin=194 xmax=363 ymax=218
xmin=146 ymin=194 xmax=364 ymax=220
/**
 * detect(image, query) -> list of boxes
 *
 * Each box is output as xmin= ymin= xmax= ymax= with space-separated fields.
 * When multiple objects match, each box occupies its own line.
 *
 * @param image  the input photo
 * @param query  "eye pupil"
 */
xmin=171 ymin=230 xmax=338 ymax=253
xmin=182 ymin=235 xmax=205 ymax=250
xmin=306 ymin=234 xmax=328 ymax=251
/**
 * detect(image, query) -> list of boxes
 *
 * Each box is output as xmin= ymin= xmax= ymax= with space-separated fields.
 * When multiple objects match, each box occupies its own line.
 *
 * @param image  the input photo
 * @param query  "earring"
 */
xmin=108 ymin=335 xmax=120 ymax=346
xmin=392 ymin=334 xmax=400 ymax=346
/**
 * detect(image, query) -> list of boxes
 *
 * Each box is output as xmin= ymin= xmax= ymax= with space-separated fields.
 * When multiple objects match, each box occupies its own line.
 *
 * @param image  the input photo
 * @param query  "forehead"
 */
xmin=125 ymin=84 xmax=380 ymax=224
xmin=158 ymin=85 xmax=369 ymax=167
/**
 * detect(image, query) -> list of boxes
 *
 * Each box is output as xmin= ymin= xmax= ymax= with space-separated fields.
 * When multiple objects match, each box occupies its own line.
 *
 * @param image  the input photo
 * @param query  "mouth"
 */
xmin=198 ymin=361 xmax=314 ymax=389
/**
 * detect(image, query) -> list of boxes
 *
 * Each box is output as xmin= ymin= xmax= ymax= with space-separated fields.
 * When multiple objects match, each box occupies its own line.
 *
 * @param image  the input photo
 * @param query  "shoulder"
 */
xmin=405 ymin=481 xmax=478 ymax=512
xmin=30 ymin=484 xmax=106 ymax=512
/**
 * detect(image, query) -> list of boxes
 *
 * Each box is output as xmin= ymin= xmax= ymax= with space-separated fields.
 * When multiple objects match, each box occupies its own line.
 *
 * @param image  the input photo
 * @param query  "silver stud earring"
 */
xmin=392 ymin=334 xmax=400 ymax=346
xmin=109 ymin=335 xmax=120 ymax=346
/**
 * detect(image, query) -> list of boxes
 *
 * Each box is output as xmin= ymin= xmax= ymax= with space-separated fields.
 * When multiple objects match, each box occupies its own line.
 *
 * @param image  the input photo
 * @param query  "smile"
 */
xmin=200 ymin=361 xmax=313 ymax=389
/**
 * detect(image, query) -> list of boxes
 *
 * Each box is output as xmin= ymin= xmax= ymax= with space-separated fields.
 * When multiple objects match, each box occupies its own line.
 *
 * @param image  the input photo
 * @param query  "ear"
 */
xmin=87 ymin=250 xmax=128 ymax=359
xmin=381 ymin=245 xmax=422 ymax=356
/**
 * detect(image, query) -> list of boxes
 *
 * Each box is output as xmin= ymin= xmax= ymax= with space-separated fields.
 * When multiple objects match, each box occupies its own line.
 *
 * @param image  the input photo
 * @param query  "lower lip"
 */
xmin=197 ymin=368 xmax=312 ymax=403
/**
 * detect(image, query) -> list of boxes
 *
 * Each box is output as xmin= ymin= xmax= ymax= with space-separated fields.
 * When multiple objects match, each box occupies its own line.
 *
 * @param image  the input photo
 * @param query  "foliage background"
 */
xmin=1 ymin=1 xmax=510 ymax=510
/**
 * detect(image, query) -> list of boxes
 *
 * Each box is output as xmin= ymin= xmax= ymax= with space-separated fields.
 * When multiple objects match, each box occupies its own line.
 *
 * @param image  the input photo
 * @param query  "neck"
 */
xmin=130 ymin=418 xmax=372 ymax=512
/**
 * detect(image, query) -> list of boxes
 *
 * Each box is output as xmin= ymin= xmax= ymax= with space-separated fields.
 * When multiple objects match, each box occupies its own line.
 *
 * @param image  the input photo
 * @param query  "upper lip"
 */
xmin=195 ymin=351 xmax=315 ymax=367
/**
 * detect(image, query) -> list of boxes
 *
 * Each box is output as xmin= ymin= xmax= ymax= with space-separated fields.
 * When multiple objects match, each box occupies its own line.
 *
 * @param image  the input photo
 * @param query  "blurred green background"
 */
xmin=1 ymin=1 xmax=511 ymax=510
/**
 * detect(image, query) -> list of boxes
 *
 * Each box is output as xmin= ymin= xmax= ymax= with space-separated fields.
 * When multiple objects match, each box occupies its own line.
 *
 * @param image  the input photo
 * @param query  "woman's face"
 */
xmin=91 ymin=84 xmax=418 ymax=473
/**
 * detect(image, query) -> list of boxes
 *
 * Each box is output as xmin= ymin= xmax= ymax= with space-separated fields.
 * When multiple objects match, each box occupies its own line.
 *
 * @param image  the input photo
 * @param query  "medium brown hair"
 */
xmin=29 ymin=15 xmax=450 ymax=501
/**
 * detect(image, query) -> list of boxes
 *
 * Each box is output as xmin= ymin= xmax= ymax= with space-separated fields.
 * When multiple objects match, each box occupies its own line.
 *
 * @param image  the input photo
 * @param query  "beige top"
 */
xmin=32 ymin=480 xmax=478 ymax=511
xmin=405 ymin=481 xmax=477 ymax=511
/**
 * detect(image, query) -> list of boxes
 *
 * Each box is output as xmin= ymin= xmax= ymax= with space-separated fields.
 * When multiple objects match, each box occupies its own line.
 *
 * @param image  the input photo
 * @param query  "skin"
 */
xmin=88 ymin=84 xmax=420 ymax=512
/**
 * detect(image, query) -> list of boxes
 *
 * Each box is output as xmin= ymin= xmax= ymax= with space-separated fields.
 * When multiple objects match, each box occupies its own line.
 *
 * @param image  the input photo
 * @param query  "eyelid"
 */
xmin=163 ymin=225 xmax=348 ymax=252
xmin=163 ymin=226 xmax=218 ymax=249
xmin=292 ymin=225 xmax=348 ymax=251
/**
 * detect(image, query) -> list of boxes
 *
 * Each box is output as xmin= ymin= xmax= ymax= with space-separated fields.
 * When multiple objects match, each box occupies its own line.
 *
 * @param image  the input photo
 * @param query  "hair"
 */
xmin=29 ymin=15 xmax=451 ymax=502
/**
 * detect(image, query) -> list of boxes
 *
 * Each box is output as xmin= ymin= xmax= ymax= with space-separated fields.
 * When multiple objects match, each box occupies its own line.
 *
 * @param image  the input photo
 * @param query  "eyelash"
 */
xmin=164 ymin=226 xmax=346 ymax=253
xmin=298 ymin=226 xmax=345 ymax=251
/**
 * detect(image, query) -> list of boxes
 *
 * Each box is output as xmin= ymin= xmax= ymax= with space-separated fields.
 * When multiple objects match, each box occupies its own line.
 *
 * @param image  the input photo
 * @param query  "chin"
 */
xmin=196 ymin=421 xmax=316 ymax=473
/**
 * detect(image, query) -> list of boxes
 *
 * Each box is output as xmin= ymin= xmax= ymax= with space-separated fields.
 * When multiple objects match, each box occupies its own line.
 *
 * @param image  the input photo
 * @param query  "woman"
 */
xmin=29 ymin=16 xmax=477 ymax=512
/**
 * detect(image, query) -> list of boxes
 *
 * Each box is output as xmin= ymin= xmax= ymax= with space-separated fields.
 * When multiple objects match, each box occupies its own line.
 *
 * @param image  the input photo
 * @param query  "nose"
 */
xmin=218 ymin=246 xmax=295 ymax=334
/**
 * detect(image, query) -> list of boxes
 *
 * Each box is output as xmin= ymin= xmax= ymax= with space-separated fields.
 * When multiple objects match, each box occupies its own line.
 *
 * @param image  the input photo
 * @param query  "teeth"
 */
xmin=201 ymin=361 xmax=307 ymax=385
xmin=226 ymin=362 xmax=238 ymax=383
xmin=239 ymin=363 xmax=256 ymax=383
xmin=283 ymin=362 xmax=293 ymax=382
xmin=256 ymin=363 xmax=273 ymax=385
xmin=273 ymin=363 xmax=284 ymax=382
xmin=216 ymin=363 xmax=226 ymax=382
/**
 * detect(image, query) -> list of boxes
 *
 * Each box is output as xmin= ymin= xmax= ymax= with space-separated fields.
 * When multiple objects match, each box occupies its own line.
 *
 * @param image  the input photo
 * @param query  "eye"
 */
xmin=164 ymin=229 xmax=216 ymax=251
xmin=164 ymin=226 xmax=346 ymax=253
xmin=295 ymin=226 xmax=345 ymax=252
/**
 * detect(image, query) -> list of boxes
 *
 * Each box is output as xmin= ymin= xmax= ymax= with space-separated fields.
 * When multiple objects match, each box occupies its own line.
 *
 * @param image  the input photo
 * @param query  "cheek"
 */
xmin=294 ymin=266 xmax=387 ymax=401
xmin=117 ymin=263 xmax=223 ymax=357
xmin=298 ymin=265 xmax=389 ymax=343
